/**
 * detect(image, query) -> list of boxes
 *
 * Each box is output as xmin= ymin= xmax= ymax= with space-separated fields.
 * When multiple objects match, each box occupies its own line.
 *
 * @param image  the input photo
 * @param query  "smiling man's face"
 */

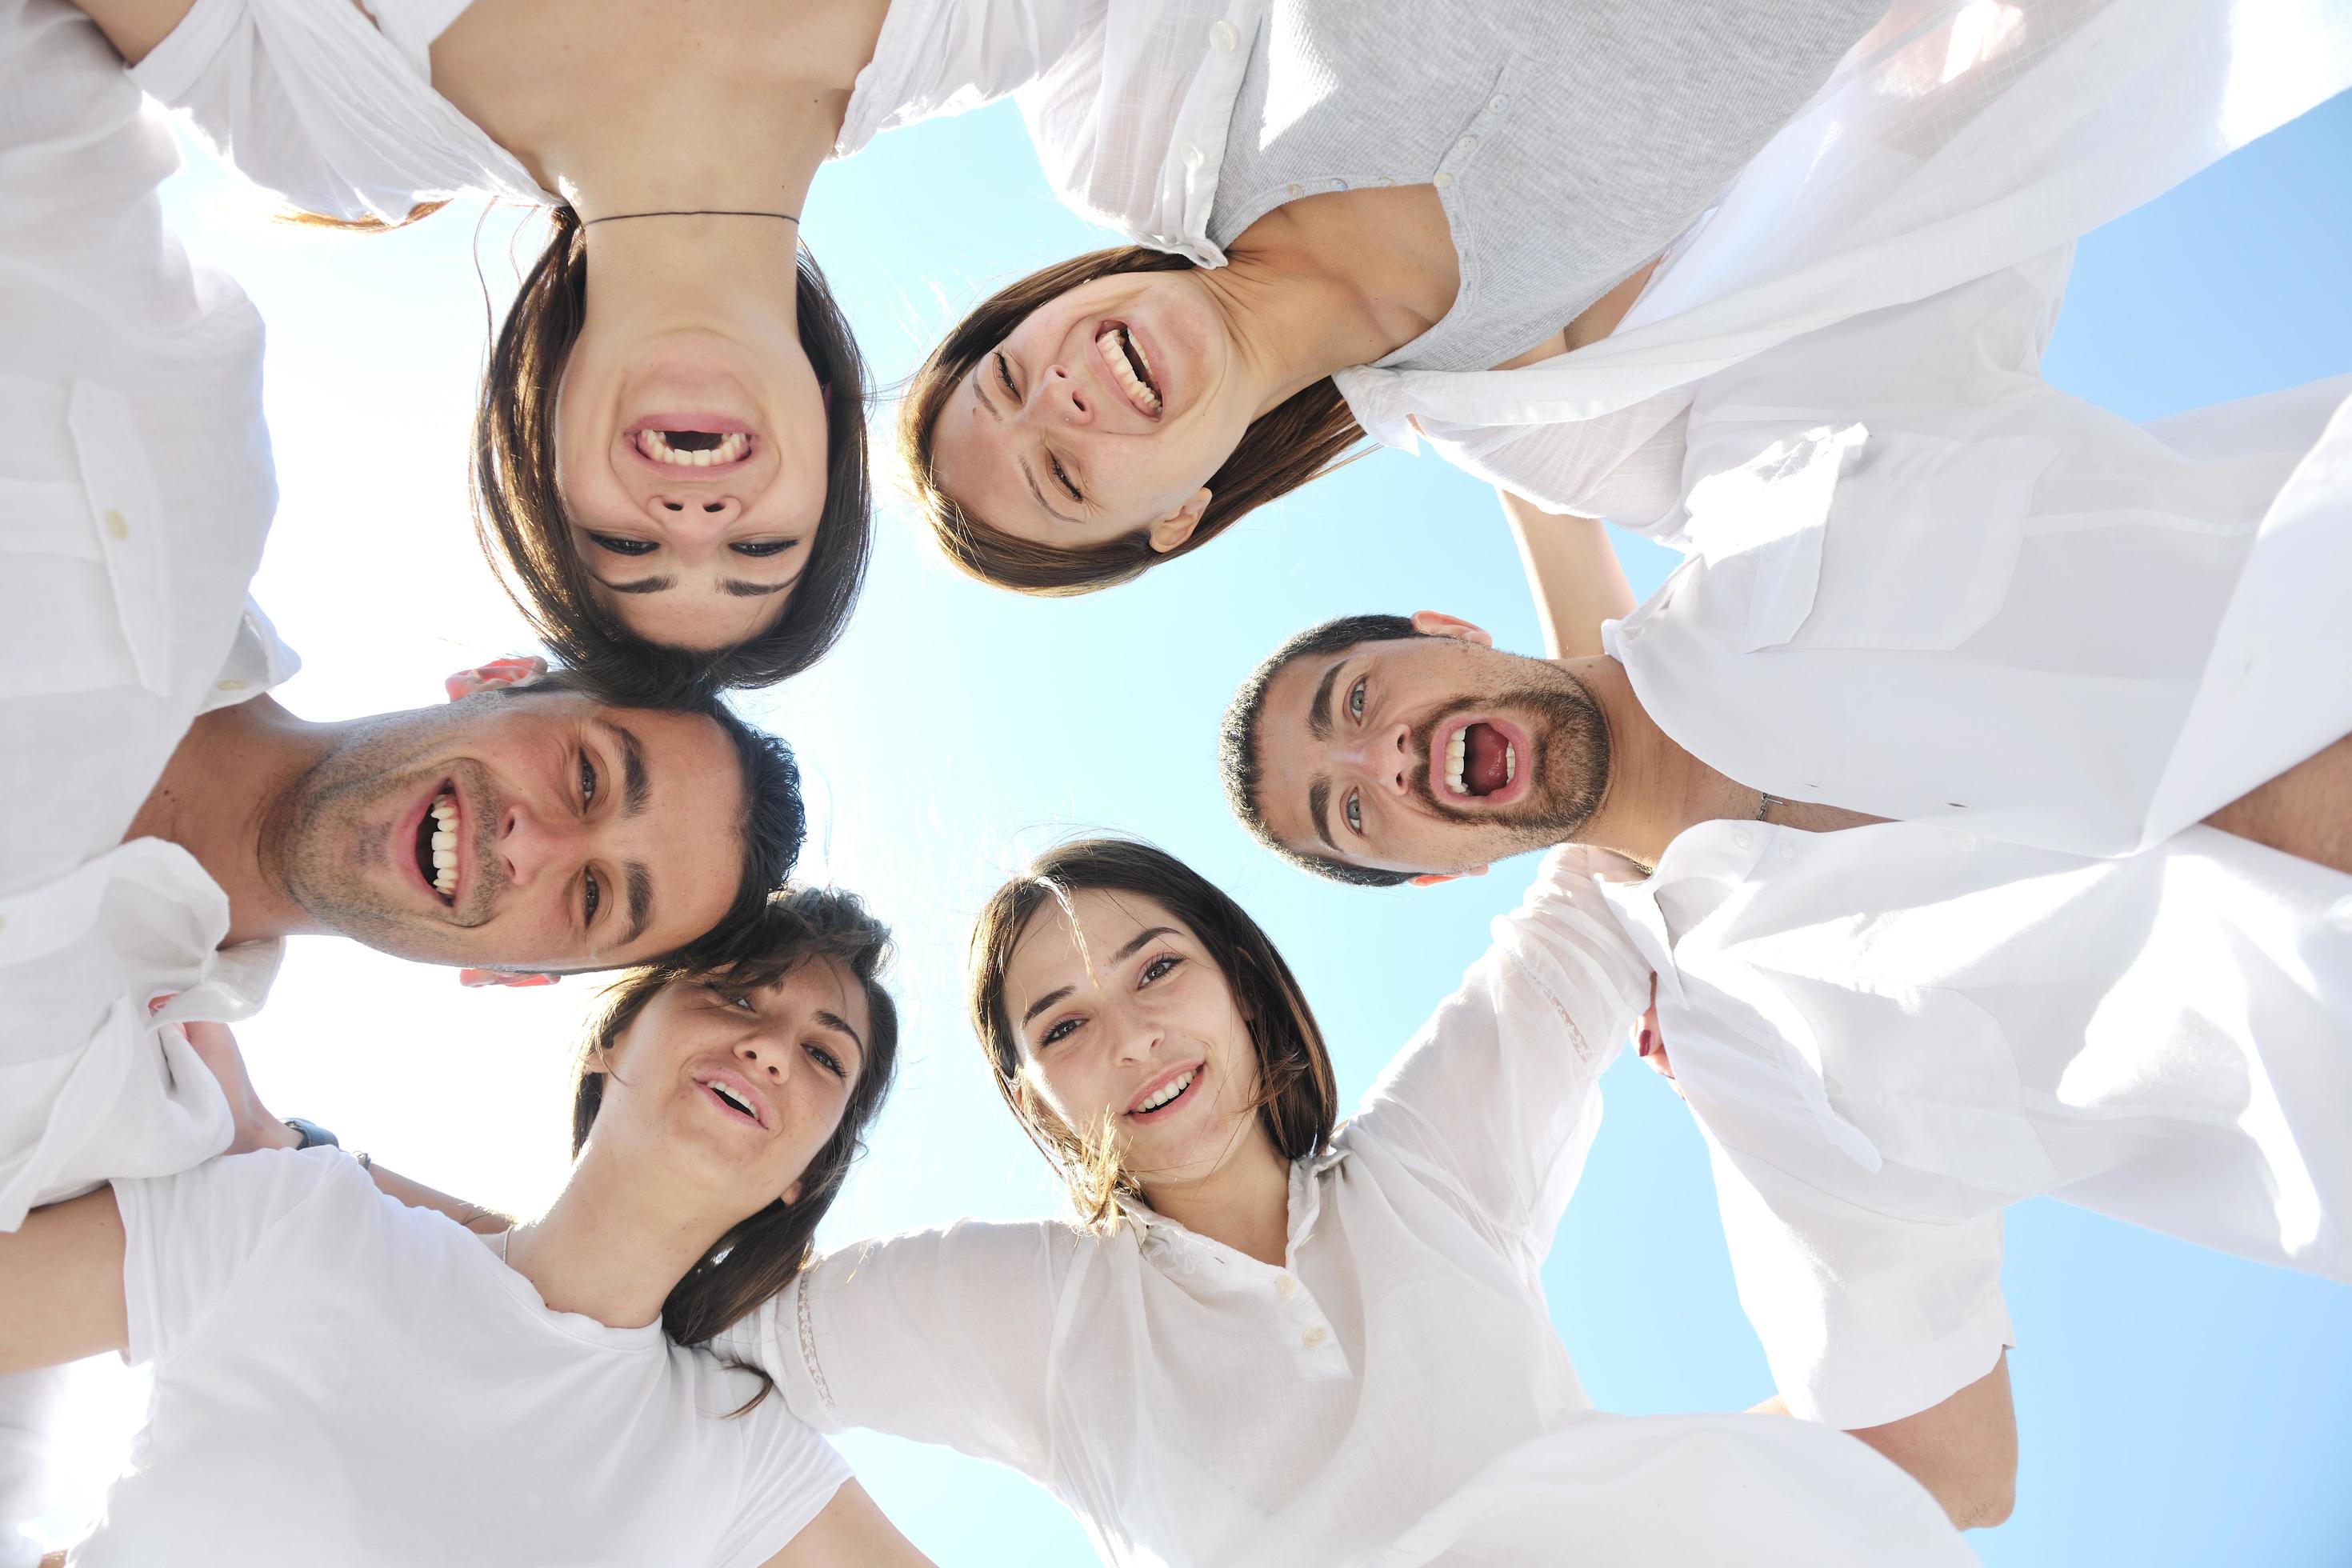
xmin=1247 ymin=621 xmax=1611 ymax=879
xmin=261 ymin=688 xmax=746 ymax=970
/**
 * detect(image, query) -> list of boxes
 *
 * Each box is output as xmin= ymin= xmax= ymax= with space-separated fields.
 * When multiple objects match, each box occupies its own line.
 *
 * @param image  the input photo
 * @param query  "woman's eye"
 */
xmin=588 ymin=534 xmax=657 ymax=557
xmin=582 ymin=869 xmax=602 ymax=926
xmin=578 ymin=751 xmax=598 ymax=810
xmin=1139 ymin=954 xmax=1181 ymax=986
xmin=1348 ymin=678 xmax=1366 ymax=721
xmin=730 ymin=539 xmax=797 ymax=558
xmin=1048 ymin=454 xmax=1084 ymax=502
xmin=1039 ymin=1018 xmax=1078 ymax=1047
xmin=805 ymin=1042 xmax=846 ymax=1079
xmin=995 ymin=351 xmax=1018 ymax=399
xmin=1345 ymin=792 xmax=1363 ymax=835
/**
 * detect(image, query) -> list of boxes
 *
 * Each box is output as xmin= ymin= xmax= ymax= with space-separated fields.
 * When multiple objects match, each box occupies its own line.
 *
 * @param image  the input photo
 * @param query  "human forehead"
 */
xmin=1006 ymin=886 xmax=1192 ymax=998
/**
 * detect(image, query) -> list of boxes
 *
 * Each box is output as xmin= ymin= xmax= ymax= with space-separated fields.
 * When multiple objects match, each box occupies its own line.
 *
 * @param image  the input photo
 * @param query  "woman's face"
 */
xmin=554 ymin=325 xmax=830 ymax=652
xmin=1000 ymin=889 xmax=1268 ymax=1193
xmin=590 ymin=957 xmax=872 ymax=1213
xmin=926 ymin=271 xmax=1262 ymax=554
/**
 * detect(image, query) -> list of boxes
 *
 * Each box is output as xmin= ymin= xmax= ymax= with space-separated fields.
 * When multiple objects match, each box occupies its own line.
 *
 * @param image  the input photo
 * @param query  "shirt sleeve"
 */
xmin=709 ymin=1401 xmax=853 ymax=1568
xmin=1703 ymin=1134 xmax=2013 ymax=1431
xmin=130 ymin=0 xmax=547 ymax=220
xmin=112 ymin=1146 xmax=349 ymax=1366
xmin=1346 ymin=848 xmax=1653 ymax=1254
xmin=714 ymin=1218 xmax=1069 ymax=1475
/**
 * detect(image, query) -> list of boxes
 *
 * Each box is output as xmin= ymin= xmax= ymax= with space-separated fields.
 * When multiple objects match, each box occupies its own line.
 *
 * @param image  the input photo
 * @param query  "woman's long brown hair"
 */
xmin=901 ymin=247 xmax=1370 ymax=597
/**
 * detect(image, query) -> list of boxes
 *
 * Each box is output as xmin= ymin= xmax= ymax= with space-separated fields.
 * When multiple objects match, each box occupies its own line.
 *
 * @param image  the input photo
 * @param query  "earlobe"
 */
xmin=458 ymin=969 xmax=560 ymax=990
xmin=445 ymin=655 xmax=550 ymax=702
xmin=1147 ymin=490 xmax=1210 ymax=554
xmin=782 ymin=1180 xmax=802 ymax=1207
xmin=1407 ymin=610 xmax=1494 ymax=648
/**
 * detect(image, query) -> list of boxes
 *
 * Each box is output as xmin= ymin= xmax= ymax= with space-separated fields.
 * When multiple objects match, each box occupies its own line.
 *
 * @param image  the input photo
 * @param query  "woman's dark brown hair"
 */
xmin=901 ymin=247 xmax=1369 ymax=597
xmin=477 ymin=206 xmax=874 ymax=699
xmin=570 ymin=886 xmax=901 ymax=1386
xmin=967 ymin=838 xmax=1338 ymax=1226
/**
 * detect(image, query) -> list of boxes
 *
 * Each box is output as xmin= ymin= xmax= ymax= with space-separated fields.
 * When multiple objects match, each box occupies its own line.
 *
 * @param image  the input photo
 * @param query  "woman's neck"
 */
xmin=1138 ymin=1129 xmax=1296 ymax=1268
xmin=1209 ymin=186 xmax=1465 ymax=417
xmin=502 ymin=1154 xmax=738 ymax=1330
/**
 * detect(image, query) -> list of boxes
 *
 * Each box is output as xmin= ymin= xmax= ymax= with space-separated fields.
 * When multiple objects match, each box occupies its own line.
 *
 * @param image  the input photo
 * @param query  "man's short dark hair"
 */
xmin=491 ymin=668 xmax=804 ymax=969
xmin=1218 ymin=614 xmax=1430 ymax=890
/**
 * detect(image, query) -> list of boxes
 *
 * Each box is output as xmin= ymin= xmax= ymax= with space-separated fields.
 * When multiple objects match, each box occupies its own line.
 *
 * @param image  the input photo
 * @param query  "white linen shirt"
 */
xmin=719 ymin=853 xmax=1972 ymax=1568
xmin=1329 ymin=0 xmax=2352 ymax=524
xmin=1606 ymin=250 xmax=2352 ymax=857
xmin=0 ymin=0 xmax=298 ymax=1232
xmin=1594 ymin=821 xmax=2352 ymax=1430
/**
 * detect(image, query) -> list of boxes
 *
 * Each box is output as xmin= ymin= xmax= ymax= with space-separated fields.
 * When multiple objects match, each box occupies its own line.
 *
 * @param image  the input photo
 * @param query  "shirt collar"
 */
xmin=1114 ymin=1145 xmax=1352 ymax=1254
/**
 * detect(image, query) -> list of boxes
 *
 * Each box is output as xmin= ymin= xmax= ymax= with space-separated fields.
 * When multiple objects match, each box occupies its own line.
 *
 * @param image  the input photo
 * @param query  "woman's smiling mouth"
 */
xmin=1094 ymin=321 xmax=1162 ymax=419
xmin=1126 ymin=1061 xmax=1205 ymax=1122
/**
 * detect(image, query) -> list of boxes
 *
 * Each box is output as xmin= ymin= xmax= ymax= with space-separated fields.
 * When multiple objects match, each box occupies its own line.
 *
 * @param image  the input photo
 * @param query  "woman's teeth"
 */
xmin=430 ymin=791 xmax=457 ymax=898
xmin=1096 ymin=326 xmax=1162 ymax=414
xmin=1134 ymin=1067 xmax=1196 ymax=1114
xmin=636 ymin=429 xmax=750 ymax=467
xmin=709 ymin=1081 xmax=754 ymax=1118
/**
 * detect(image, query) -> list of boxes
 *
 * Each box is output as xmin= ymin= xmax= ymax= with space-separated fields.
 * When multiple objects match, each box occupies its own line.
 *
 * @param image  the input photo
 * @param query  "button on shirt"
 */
xmin=1606 ymin=252 xmax=2352 ymax=858
xmin=719 ymin=852 xmax=1968 ymax=1567
xmin=1596 ymin=820 xmax=2352 ymax=1430
xmin=1333 ymin=0 xmax=2352 ymax=523
xmin=0 ymin=0 xmax=297 ymax=1229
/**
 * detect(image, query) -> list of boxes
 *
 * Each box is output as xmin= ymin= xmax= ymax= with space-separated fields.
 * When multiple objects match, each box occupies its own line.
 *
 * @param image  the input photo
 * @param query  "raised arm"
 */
xmin=67 ymin=0 xmax=194 ymax=64
xmin=0 ymin=1189 xmax=129 ymax=1374
xmin=758 ymin=1482 xmax=934 ymax=1568
xmin=1753 ymin=1354 xmax=2017 ymax=1529
xmin=1498 ymin=490 xmax=1635 ymax=660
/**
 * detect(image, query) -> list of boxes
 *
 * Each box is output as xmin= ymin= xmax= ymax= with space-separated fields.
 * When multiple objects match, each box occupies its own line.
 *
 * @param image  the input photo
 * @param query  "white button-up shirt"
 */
xmin=0 ymin=0 xmax=298 ymax=1230
xmin=1596 ymin=820 xmax=2352 ymax=1430
xmin=1606 ymin=250 xmax=2352 ymax=858
xmin=1329 ymin=0 xmax=2352 ymax=522
xmin=719 ymin=853 xmax=1970 ymax=1568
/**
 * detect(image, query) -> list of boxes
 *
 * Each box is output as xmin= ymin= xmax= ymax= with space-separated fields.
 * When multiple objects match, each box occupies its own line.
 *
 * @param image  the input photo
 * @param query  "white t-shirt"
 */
xmin=85 ymin=1149 xmax=848 ymax=1567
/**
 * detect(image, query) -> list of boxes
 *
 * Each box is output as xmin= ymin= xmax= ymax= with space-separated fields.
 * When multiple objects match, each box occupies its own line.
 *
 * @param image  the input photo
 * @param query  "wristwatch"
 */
xmin=283 ymin=1118 xmax=371 ymax=1170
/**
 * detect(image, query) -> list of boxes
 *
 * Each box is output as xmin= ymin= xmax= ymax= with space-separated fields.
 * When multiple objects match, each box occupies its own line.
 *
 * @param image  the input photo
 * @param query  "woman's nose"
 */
xmin=734 ymin=1036 xmax=786 ymax=1080
xmin=1029 ymin=363 xmax=1093 ymax=426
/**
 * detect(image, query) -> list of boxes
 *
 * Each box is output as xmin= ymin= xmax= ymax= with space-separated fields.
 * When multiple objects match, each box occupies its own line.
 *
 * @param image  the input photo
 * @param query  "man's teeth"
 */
xmin=1505 ymin=742 xmax=1516 ymax=785
xmin=1096 ymin=326 xmax=1162 ymax=414
xmin=709 ymin=1081 xmax=754 ymax=1118
xmin=1135 ymin=1067 xmax=1196 ymax=1114
xmin=637 ymin=430 xmax=750 ymax=467
xmin=430 ymin=792 xmax=457 ymax=897
xmin=1447 ymin=732 xmax=1467 ymax=796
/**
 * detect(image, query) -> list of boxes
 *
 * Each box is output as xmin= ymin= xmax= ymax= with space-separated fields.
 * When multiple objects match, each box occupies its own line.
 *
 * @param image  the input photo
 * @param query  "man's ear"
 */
xmin=445 ymin=655 xmax=550 ymax=702
xmin=1407 ymin=610 xmax=1493 ymax=647
xmin=458 ymin=969 xmax=560 ymax=990
xmin=1147 ymin=489 xmax=1211 ymax=554
xmin=1406 ymin=863 xmax=1490 ymax=888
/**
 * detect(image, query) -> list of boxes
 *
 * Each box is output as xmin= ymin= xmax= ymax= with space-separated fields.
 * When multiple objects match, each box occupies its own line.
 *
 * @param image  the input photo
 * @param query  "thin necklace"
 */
xmin=579 ymin=209 xmax=799 ymax=228
xmin=498 ymin=1223 xmax=516 ymax=1262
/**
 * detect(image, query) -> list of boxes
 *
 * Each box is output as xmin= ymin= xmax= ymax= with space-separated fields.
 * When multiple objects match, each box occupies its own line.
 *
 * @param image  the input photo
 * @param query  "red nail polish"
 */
xmin=1638 ymin=1029 xmax=1653 ymax=1056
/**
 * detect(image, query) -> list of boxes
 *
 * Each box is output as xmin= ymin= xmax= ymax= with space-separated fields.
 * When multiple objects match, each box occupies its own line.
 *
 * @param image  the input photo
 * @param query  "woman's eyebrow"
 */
xmin=722 ymin=579 xmax=794 ymax=598
xmin=593 ymin=574 xmax=674 ymax=594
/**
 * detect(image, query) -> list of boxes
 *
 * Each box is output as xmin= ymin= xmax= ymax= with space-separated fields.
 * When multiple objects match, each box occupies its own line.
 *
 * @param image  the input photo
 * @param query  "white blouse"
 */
xmin=1605 ymin=250 xmax=2352 ymax=858
xmin=1596 ymin=819 xmax=2352 ymax=1431
xmin=719 ymin=852 xmax=1971 ymax=1568
xmin=1328 ymin=0 xmax=2352 ymax=524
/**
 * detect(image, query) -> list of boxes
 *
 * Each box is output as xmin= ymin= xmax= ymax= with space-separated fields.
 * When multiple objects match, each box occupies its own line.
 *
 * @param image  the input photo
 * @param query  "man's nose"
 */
xmin=1335 ymin=724 xmax=1413 ymax=797
xmin=497 ymin=801 xmax=586 ymax=889
xmin=1027 ymin=363 xmax=1094 ymax=427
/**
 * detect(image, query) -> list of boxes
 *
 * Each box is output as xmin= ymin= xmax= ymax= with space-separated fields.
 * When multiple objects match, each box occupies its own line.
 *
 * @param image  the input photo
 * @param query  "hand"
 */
xmin=179 ymin=1020 xmax=301 ymax=1154
xmin=1632 ymin=974 xmax=1681 ymax=1098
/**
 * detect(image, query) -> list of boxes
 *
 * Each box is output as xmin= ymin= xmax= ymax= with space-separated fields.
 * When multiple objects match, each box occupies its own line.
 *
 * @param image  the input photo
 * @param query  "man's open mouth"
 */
xmin=1442 ymin=721 xmax=1518 ymax=802
xmin=1095 ymin=322 xmax=1162 ymax=417
xmin=414 ymin=786 xmax=459 ymax=906
xmin=634 ymin=428 xmax=751 ymax=468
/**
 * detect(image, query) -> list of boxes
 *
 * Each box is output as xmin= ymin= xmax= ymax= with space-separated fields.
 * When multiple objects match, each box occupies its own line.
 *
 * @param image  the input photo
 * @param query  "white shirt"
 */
xmin=1595 ymin=821 xmax=2352 ymax=1430
xmin=85 ymin=1148 xmax=850 ymax=1566
xmin=1328 ymin=0 xmax=2352 ymax=522
xmin=0 ymin=0 xmax=299 ymax=1233
xmin=718 ymin=853 xmax=1970 ymax=1568
xmin=1606 ymin=250 xmax=2352 ymax=857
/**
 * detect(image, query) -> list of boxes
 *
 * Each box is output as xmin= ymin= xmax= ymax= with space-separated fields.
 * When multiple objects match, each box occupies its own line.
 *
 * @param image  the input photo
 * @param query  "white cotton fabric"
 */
xmin=718 ymin=852 xmax=1971 ymax=1568
xmin=1330 ymin=0 xmax=2352 ymax=520
xmin=1594 ymin=822 xmax=2352 ymax=1430
xmin=1606 ymin=250 xmax=2352 ymax=857
xmin=83 ymin=1148 xmax=849 ymax=1567
xmin=0 ymin=0 xmax=298 ymax=1237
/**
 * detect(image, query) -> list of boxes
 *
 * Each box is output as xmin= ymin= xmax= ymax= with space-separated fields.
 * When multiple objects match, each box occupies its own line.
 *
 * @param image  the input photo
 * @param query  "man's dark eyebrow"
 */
xmin=814 ymin=1009 xmax=867 ymax=1065
xmin=722 ymin=579 xmax=795 ymax=598
xmin=1307 ymin=660 xmax=1345 ymax=742
xmin=594 ymin=575 xmax=674 ymax=594
xmin=621 ymin=862 xmax=652 ymax=949
xmin=1308 ymin=778 xmax=1338 ymax=854
xmin=1017 ymin=925 xmax=1181 ymax=1027
xmin=597 ymin=722 xmax=650 ymax=817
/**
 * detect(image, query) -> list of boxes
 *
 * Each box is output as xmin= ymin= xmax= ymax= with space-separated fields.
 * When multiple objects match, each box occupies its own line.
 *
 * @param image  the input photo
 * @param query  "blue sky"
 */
xmin=45 ymin=74 xmax=2349 ymax=1567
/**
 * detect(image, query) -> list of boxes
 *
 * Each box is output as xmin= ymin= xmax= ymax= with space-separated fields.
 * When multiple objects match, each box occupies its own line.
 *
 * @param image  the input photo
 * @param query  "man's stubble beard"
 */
xmin=1405 ymin=668 xmax=1610 ymax=854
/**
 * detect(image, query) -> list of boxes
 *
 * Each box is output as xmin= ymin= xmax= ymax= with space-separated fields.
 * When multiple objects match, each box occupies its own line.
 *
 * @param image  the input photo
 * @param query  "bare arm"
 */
xmin=2205 ymin=731 xmax=2352 ymax=874
xmin=66 ymin=0 xmax=194 ymax=64
xmin=1499 ymin=489 xmax=1636 ymax=661
xmin=0 ymin=1189 xmax=130 ymax=1375
xmin=1749 ymin=1354 xmax=2018 ymax=1529
xmin=757 ymin=1482 xmax=934 ymax=1568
